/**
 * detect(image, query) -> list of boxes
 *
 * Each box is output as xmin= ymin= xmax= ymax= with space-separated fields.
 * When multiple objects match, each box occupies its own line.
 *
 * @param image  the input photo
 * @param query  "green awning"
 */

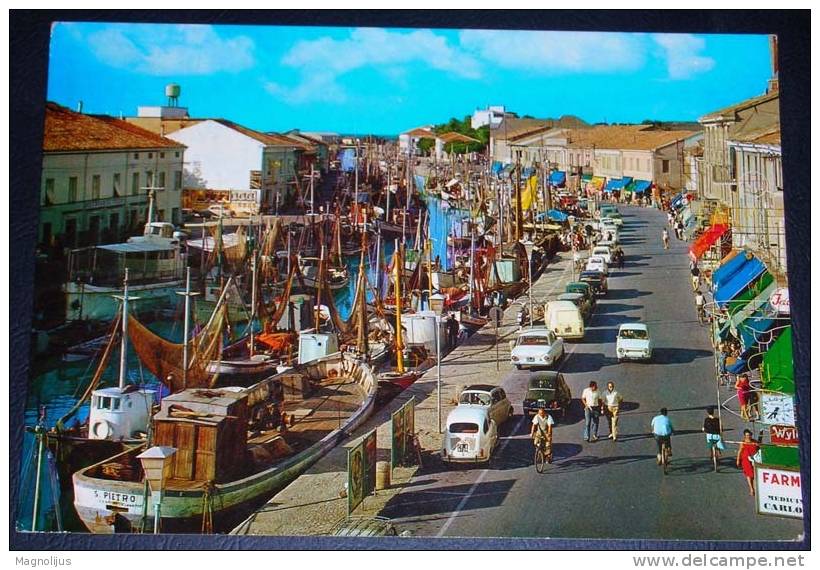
xmin=581 ymin=174 xmax=592 ymax=182
xmin=761 ymin=326 xmax=794 ymax=394
xmin=761 ymin=444 xmax=800 ymax=468
xmin=727 ymin=271 xmax=775 ymax=326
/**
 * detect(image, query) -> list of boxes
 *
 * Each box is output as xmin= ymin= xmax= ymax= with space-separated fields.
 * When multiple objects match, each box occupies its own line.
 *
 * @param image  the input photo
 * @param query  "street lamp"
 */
xmin=521 ymin=240 xmax=535 ymax=328
xmin=137 ymin=446 xmax=177 ymax=534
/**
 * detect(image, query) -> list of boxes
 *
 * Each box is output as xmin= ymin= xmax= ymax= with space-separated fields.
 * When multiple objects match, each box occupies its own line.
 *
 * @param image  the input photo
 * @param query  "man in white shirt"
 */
xmin=530 ymin=408 xmax=555 ymax=440
xmin=581 ymin=381 xmax=603 ymax=442
xmin=603 ymin=381 xmax=624 ymax=441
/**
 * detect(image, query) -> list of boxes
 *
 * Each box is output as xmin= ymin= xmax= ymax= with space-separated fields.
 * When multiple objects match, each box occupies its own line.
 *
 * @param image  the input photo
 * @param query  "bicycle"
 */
xmin=533 ymin=430 xmax=553 ymax=473
xmin=708 ymin=438 xmax=721 ymax=472
xmin=696 ymin=303 xmax=707 ymax=325
xmin=656 ymin=436 xmax=671 ymax=474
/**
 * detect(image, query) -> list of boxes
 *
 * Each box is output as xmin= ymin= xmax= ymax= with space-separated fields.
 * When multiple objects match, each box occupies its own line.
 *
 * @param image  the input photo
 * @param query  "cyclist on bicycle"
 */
xmin=650 ymin=408 xmax=674 ymax=464
xmin=695 ymin=289 xmax=706 ymax=320
xmin=531 ymin=407 xmax=555 ymax=448
xmin=661 ymin=228 xmax=670 ymax=250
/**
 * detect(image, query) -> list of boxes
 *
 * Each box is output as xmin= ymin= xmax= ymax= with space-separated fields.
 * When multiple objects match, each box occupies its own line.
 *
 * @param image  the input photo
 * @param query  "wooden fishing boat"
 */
xmin=72 ymin=350 xmax=378 ymax=534
xmin=298 ymin=256 xmax=350 ymax=290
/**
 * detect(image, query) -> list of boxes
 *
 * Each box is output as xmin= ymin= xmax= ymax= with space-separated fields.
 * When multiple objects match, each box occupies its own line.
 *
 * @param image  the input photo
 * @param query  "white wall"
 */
xmin=167 ymin=120 xmax=264 ymax=191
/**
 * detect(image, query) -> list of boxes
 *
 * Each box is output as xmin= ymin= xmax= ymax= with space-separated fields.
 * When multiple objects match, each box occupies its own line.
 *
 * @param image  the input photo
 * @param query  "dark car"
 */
xmin=565 ymin=281 xmax=596 ymax=309
xmin=522 ymin=371 xmax=573 ymax=420
xmin=579 ymin=270 xmax=608 ymax=296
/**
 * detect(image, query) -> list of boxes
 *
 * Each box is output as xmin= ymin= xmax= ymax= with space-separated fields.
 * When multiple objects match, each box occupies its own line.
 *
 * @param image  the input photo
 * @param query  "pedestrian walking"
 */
xmin=735 ymin=374 xmax=753 ymax=421
xmin=603 ymin=381 xmax=623 ymax=441
xmin=581 ymin=381 xmax=603 ymax=442
xmin=661 ymin=228 xmax=670 ymax=250
xmin=736 ymin=429 xmax=760 ymax=496
xmin=446 ymin=314 xmax=459 ymax=349
xmin=702 ymin=406 xmax=725 ymax=456
xmin=691 ymin=263 xmax=701 ymax=292
xmin=667 ymin=212 xmax=674 ymax=226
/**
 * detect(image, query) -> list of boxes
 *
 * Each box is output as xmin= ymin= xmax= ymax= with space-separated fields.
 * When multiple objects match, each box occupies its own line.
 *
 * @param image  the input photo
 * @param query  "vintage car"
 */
xmin=565 ymin=281 xmax=596 ymax=310
xmin=585 ymin=255 xmax=609 ymax=275
xmin=616 ymin=323 xmax=653 ymax=362
xmin=442 ymin=406 xmax=499 ymax=465
xmin=522 ymin=371 xmax=573 ymax=419
xmin=458 ymin=384 xmax=514 ymax=427
xmin=556 ymin=292 xmax=592 ymax=321
xmin=510 ymin=327 xmax=565 ymax=370
xmin=545 ymin=301 xmax=584 ymax=341
xmin=579 ymin=269 xmax=608 ymax=296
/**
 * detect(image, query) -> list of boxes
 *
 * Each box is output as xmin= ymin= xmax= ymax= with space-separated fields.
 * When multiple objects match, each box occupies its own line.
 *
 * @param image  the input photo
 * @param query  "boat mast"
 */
xmin=249 ymin=252 xmax=258 ymax=357
xmin=116 ymin=269 xmax=132 ymax=390
xmin=176 ymin=267 xmax=200 ymax=389
xmin=394 ymin=239 xmax=405 ymax=373
xmin=145 ymin=190 xmax=155 ymax=235
xmin=469 ymin=222 xmax=476 ymax=315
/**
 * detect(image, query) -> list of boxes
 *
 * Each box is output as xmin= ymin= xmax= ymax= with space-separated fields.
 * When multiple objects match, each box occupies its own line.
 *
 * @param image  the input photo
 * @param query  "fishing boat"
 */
xmin=298 ymin=256 xmax=350 ymax=290
xmin=72 ymin=350 xmax=378 ymax=534
xmin=64 ymin=223 xmax=184 ymax=322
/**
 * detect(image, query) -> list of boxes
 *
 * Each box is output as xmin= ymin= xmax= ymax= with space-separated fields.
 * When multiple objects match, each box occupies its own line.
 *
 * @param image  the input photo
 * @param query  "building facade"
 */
xmin=40 ymin=103 xmax=185 ymax=249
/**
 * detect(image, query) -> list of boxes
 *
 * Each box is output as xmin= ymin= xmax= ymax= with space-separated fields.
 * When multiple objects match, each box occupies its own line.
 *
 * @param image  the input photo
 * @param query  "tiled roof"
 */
xmin=438 ymin=131 xmax=481 ymax=144
xmin=598 ymin=129 xmax=696 ymax=151
xmin=565 ymin=125 xmax=651 ymax=149
xmin=405 ymin=127 xmax=436 ymax=138
xmin=699 ymin=90 xmax=779 ymax=123
xmin=731 ymin=126 xmax=781 ymax=146
xmin=500 ymin=115 xmax=591 ymax=141
xmin=211 ymin=119 xmax=310 ymax=149
xmin=44 ymin=102 xmax=184 ymax=152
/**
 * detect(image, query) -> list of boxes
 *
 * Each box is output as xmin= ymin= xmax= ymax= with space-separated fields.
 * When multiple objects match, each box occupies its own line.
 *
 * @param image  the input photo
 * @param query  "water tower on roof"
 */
xmin=166 ymin=83 xmax=181 ymax=107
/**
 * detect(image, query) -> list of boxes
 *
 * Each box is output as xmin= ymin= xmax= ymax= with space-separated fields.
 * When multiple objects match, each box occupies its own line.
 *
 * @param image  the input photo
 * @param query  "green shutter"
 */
xmin=761 ymin=326 xmax=794 ymax=394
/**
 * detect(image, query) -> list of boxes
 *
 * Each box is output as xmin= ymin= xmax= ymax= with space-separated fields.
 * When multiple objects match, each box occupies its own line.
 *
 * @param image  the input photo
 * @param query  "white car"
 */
xmin=442 ymin=406 xmax=499 ymax=464
xmin=602 ymin=215 xmax=623 ymax=227
xmin=586 ymin=255 xmax=608 ymax=275
xmin=616 ymin=323 xmax=653 ymax=362
xmin=511 ymin=327 xmax=565 ymax=370
xmin=591 ymin=246 xmax=612 ymax=264
xmin=458 ymin=385 xmax=514 ymax=426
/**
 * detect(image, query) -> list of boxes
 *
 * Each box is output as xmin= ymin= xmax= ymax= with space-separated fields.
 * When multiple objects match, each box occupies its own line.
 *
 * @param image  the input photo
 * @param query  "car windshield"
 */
xmin=518 ymin=335 xmax=552 ymax=346
xmin=619 ymin=328 xmax=648 ymax=340
xmin=449 ymin=422 xmax=479 ymax=434
xmin=459 ymin=392 xmax=491 ymax=406
xmin=529 ymin=376 xmax=557 ymax=389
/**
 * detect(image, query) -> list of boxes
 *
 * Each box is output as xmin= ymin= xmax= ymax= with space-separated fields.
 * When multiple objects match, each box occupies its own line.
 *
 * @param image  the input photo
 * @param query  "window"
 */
xmin=160 ymin=152 xmax=165 ymax=159
xmin=68 ymin=176 xmax=78 ymax=202
xmin=44 ymin=178 xmax=55 ymax=205
xmin=662 ymin=160 xmax=670 ymax=174
xmin=148 ymin=152 xmax=153 ymax=159
xmin=113 ymin=172 xmax=121 ymax=197
xmin=132 ymin=172 xmax=140 ymax=195
xmin=91 ymin=175 xmax=101 ymax=200
xmin=158 ymin=171 xmax=166 ymax=190
xmin=172 ymin=207 xmax=179 ymax=224
xmin=133 ymin=153 xmax=139 ymax=160
xmin=157 ymin=209 xmax=165 ymax=221
xmin=175 ymin=151 xmax=180 ymax=158
xmin=146 ymin=171 xmax=154 ymax=188
xmin=174 ymin=170 xmax=182 ymax=190
xmin=110 ymin=212 xmax=119 ymax=231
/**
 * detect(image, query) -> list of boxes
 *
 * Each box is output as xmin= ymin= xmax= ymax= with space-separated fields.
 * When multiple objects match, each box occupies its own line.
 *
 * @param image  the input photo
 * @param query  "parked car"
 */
xmin=510 ymin=327 xmax=565 ymax=370
xmin=545 ymin=300 xmax=585 ymax=341
xmin=565 ymin=281 xmax=596 ymax=310
xmin=556 ymin=292 xmax=592 ymax=321
xmin=579 ymin=269 xmax=608 ymax=296
xmin=442 ymin=406 xmax=499 ymax=465
xmin=591 ymin=245 xmax=612 ymax=264
xmin=586 ymin=255 xmax=608 ymax=275
xmin=458 ymin=385 xmax=514 ymax=426
xmin=522 ymin=371 xmax=573 ymax=419
xmin=616 ymin=323 xmax=653 ymax=362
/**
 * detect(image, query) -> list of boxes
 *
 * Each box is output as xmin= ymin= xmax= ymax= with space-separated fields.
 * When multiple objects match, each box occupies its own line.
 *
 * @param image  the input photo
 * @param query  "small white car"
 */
xmin=442 ymin=406 xmax=499 ymax=464
xmin=602 ymin=215 xmax=623 ymax=227
xmin=458 ymin=385 xmax=514 ymax=426
xmin=616 ymin=323 xmax=653 ymax=362
xmin=511 ymin=327 xmax=565 ymax=370
xmin=586 ymin=255 xmax=608 ymax=275
xmin=591 ymin=246 xmax=612 ymax=264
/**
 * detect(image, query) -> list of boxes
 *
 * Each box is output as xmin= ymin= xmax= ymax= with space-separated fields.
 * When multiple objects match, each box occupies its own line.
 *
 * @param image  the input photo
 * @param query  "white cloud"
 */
xmin=84 ymin=24 xmax=255 ymax=76
xmin=458 ymin=30 xmax=647 ymax=74
xmin=652 ymin=34 xmax=715 ymax=79
xmin=267 ymin=27 xmax=482 ymax=104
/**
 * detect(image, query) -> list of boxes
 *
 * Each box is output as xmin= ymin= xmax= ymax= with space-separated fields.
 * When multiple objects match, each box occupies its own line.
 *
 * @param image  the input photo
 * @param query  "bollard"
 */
xmin=375 ymin=461 xmax=391 ymax=491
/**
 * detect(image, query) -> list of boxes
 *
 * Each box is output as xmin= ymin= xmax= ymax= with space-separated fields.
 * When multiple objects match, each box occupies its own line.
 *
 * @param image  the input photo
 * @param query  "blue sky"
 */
xmin=47 ymin=23 xmax=774 ymax=134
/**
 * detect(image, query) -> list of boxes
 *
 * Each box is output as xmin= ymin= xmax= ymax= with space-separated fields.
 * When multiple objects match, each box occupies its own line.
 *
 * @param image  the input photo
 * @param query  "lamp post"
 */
xmin=522 ymin=240 xmax=535 ymax=328
xmin=435 ymin=315 xmax=442 ymax=433
xmin=137 ymin=446 xmax=177 ymax=534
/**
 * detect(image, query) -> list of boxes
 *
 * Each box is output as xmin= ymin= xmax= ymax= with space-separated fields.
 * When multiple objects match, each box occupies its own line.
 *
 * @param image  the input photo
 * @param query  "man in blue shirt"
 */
xmin=650 ymin=408 xmax=674 ymax=464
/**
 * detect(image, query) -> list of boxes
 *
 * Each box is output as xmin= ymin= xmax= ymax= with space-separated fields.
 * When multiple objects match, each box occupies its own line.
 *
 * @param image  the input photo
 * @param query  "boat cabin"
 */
xmin=298 ymin=332 xmax=339 ymax=364
xmin=88 ymin=386 xmax=155 ymax=441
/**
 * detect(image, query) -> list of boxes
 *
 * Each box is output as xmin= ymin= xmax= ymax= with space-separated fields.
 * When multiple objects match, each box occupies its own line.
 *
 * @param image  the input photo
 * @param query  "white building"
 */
xmin=471 ymin=105 xmax=507 ymax=129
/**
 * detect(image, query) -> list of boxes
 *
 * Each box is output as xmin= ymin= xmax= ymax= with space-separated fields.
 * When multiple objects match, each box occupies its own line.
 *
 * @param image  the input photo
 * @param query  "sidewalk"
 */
xmin=232 ymin=251 xmax=576 ymax=536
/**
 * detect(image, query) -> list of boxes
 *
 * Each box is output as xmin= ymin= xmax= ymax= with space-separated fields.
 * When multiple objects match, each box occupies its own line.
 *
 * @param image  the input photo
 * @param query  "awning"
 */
xmin=711 ymin=250 xmax=746 ymax=289
xmin=688 ymin=223 xmax=729 ymax=260
xmin=736 ymin=308 xmax=776 ymax=351
xmin=545 ymin=209 xmax=569 ymax=222
xmin=588 ymin=176 xmax=606 ymax=191
xmin=727 ymin=271 xmax=776 ymax=328
xmin=522 ymin=166 xmax=536 ymax=178
xmin=714 ymin=256 xmax=766 ymax=309
xmin=491 ymin=161 xmax=504 ymax=175
xmin=761 ymin=326 xmax=794 ymax=393
xmin=604 ymin=177 xmax=632 ymax=192
xmin=671 ymin=192 xmax=685 ymax=207
xmin=549 ymin=171 xmax=566 ymax=187
xmin=626 ymin=179 xmax=651 ymax=194
xmin=726 ymin=358 xmax=750 ymax=375
xmin=581 ymin=173 xmax=593 ymax=182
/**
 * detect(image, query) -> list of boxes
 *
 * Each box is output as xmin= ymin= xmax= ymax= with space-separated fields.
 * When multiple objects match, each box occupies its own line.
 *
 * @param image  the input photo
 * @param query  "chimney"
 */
xmin=77 ymin=100 xmax=83 ymax=114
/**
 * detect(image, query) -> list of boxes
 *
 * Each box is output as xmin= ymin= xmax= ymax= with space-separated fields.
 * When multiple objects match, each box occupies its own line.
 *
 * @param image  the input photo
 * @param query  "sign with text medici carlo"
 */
xmin=755 ymin=465 xmax=803 ymax=519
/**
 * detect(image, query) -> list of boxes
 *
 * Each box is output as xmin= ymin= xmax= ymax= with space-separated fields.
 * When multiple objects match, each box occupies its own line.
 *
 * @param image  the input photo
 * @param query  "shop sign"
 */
xmin=755 ymin=465 xmax=803 ymax=519
xmin=770 ymin=424 xmax=799 ymax=446
xmin=759 ymin=392 xmax=796 ymax=426
xmin=769 ymin=288 xmax=790 ymax=315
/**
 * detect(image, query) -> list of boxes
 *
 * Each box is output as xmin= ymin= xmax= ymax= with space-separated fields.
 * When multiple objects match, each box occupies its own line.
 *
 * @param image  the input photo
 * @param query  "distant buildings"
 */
xmin=471 ymin=105 xmax=509 ymax=129
xmin=40 ymin=102 xmax=185 ymax=249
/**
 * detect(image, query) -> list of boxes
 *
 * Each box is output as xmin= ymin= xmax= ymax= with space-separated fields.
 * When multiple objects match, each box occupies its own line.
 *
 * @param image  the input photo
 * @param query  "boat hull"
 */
xmin=64 ymin=280 xmax=183 ymax=322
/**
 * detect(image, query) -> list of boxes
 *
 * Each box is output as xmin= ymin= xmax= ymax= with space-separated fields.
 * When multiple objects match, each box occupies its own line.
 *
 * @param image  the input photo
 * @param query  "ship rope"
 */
xmin=55 ymin=310 xmax=122 ymax=432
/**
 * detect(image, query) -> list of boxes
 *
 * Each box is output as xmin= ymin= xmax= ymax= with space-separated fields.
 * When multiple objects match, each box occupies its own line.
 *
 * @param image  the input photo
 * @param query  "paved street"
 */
xmin=380 ymin=205 xmax=804 ymax=541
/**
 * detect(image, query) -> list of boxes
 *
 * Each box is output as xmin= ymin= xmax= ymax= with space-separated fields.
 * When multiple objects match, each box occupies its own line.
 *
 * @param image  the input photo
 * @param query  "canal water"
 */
xmin=18 ymin=241 xmax=398 ymax=532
